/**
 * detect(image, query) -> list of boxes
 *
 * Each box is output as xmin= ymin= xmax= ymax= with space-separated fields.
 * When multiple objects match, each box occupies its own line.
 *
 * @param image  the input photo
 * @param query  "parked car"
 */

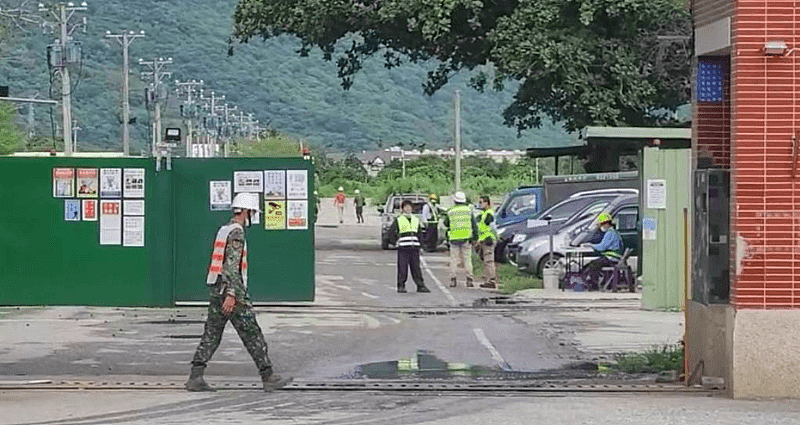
xmin=511 ymin=194 xmax=639 ymax=277
xmin=495 ymin=189 xmax=638 ymax=263
xmin=493 ymin=186 xmax=543 ymax=228
xmin=378 ymin=194 xmax=443 ymax=250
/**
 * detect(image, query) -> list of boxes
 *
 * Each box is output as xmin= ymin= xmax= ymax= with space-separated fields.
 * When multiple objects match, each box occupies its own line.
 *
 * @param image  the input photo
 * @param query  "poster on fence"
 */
xmin=123 ymin=216 xmax=145 ymax=247
xmin=124 ymin=200 xmax=145 ymax=216
xmin=210 ymin=181 xmax=232 ymax=211
xmin=286 ymin=170 xmax=308 ymax=199
xmin=287 ymin=200 xmax=308 ymax=230
xmin=234 ymin=171 xmax=263 ymax=193
xmin=76 ymin=168 xmax=98 ymax=198
xmin=124 ymin=168 xmax=145 ymax=198
xmin=64 ymin=199 xmax=80 ymax=221
xmin=53 ymin=168 xmax=74 ymax=198
xmin=82 ymin=199 xmax=97 ymax=221
xmin=264 ymin=200 xmax=286 ymax=230
xmin=264 ymin=170 xmax=286 ymax=199
xmin=100 ymin=168 xmax=122 ymax=198
xmin=100 ymin=200 xmax=122 ymax=245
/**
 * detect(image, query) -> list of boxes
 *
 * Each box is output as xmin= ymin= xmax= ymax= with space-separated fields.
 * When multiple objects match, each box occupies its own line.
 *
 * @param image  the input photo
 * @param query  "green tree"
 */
xmin=232 ymin=130 xmax=303 ymax=157
xmin=232 ymin=0 xmax=691 ymax=132
xmin=0 ymin=103 xmax=22 ymax=155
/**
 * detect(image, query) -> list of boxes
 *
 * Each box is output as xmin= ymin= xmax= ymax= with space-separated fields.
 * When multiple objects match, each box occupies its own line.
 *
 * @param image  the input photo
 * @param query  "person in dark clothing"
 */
xmin=388 ymin=200 xmax=431 ymax=294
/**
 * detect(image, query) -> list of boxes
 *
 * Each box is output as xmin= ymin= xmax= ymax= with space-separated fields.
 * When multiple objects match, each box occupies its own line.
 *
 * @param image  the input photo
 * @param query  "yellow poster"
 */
xmin=264 ymin=200 xmax=286 ymax=230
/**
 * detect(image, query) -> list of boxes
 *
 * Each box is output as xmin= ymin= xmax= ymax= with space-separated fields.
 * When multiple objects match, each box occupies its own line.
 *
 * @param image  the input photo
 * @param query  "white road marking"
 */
xmin=362 ymin=314 xmax=381 ymax=329
xmin=420 ymin=256 xmax=458 ymax=307
xmin=473 ymin=328 xmax=512 ymax=370
xmin=360 ymin=292 xmax=379 ymax=299
xmin=380 ymin=314 xmax=402 ymax=324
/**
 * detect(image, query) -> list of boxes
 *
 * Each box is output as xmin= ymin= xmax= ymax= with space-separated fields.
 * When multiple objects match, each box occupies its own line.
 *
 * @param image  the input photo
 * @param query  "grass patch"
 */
xmin=472 ymin=254 xmax=543 ymax=295
xmin=610 ymin=345 xmax=684 ymax=374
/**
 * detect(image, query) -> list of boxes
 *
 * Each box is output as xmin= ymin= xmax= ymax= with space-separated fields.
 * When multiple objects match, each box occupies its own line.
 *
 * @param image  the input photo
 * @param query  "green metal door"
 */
xmin=172 ymin=158 xmax=315 ymax=303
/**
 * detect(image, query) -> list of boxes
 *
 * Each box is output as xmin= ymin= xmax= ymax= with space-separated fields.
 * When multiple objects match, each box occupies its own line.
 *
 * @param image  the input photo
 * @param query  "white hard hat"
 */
xmin=338 ymin=186 xmax=344 ymax=191
xmin=453 ymin=191 xmax=467 ymax=203
xmin=231 ymin=193 xmax=261 ymax=212
xmin=354 ymin=189 xmax=360 ymax=194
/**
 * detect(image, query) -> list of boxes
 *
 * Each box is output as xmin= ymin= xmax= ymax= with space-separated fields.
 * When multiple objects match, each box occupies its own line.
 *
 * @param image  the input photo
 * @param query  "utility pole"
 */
xmin=175 ymin=79 xmax=203 ymax=157
xmin=106 ymin=30 xmax=144 ymax=156
xmin=454 ymin=89 xmax=462 ymax=192
xmin=198 ymin=89 xmax=224 ymax=157
xmin=39 ymin=1 xmax=89 ymax=156
xmin=138 ymin=57 xmax=172 ymax=155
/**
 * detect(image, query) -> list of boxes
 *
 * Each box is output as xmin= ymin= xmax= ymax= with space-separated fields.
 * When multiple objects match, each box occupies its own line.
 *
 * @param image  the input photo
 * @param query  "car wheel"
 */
xmin=536 ymin=254 xmax=563 ymax=279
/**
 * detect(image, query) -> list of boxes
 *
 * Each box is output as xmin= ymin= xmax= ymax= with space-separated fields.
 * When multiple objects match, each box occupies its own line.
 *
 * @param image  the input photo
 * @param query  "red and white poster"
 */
xmin=77 ymin=168 xmax=98 ymax=198
xmin=52 ymin=168 xmax=74 ymax=198
xmin=100 ymin=200 xmax=122 ymax=245
xmin=82 ymin=199 xmax=97 ymax=221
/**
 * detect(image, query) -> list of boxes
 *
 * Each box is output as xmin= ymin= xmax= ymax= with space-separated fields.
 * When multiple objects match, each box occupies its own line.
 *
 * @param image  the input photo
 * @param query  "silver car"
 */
xmin=511 ymin=194 xmax=639 ymax=277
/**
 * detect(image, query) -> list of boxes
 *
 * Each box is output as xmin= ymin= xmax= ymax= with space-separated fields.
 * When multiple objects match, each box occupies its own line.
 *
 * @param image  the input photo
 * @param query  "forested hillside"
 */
xmin=1 ymin=0 xmax=580 ymax=153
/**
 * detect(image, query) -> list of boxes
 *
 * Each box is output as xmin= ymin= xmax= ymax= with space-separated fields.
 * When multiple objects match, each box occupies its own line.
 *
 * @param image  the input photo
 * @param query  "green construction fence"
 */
xmin=0 ymin=156 xmax=315 ymax=306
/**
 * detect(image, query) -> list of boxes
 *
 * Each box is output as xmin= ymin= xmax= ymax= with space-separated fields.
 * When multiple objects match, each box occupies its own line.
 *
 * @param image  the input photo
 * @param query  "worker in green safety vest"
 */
xmin=388 ymin=199 xmax=431 ymax=293
xmin=476 ymin=196 xmax=499 ymax=289
xmin=578 ymin=212 xmax=624 ymax=289
xmin=421 ymin=193 xmax=441 ymax=252
xmin=443 ymin=191 xmax=479 ymax=288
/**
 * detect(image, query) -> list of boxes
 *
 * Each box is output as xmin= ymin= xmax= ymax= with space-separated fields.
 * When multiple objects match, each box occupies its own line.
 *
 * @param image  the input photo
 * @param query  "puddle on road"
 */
xmin=355 ymin=351 xmax=496 ymax=379
xmin=351 ymin=351 xmax=601 ymax=380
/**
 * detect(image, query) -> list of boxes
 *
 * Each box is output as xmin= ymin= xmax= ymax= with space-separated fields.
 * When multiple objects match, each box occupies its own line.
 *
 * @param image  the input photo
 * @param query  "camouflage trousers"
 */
xmin=191 ymin=296 xmax=272 ymax=373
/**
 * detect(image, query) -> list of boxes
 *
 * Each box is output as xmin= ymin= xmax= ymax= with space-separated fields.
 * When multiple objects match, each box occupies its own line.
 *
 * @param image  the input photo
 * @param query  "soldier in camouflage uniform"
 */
xmin=186 ymin=193 xmax=292 ymax=392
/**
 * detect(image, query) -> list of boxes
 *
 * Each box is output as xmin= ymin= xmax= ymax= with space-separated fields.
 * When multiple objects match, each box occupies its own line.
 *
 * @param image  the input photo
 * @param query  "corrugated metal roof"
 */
xmin=581 ymin=127 xmax=691 ymax=140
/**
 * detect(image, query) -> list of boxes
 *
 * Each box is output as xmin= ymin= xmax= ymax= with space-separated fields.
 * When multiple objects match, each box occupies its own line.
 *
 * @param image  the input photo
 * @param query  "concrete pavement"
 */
xmin=3 ymin=204 xmax=793 ymax=424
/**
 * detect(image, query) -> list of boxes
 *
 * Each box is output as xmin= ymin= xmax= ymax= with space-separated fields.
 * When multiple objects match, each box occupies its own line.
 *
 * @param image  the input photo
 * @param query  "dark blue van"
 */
xmin=494 ymin=186 xmax=544 ymax=228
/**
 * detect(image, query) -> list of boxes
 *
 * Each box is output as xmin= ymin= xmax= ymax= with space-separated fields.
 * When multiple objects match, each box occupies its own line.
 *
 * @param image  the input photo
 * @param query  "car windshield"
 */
xmin=504 ymin=193 xmax=537 ymax=217
xmin=536 ymin=196 xmax=612 ymax=222
xmin=563 ymin=200 xmax=611 ymax=226
xmin=390 ymin=197 xmax=426 ymax=214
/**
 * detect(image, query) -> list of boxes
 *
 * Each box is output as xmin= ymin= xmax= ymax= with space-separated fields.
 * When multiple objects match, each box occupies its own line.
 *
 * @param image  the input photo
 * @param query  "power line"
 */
xmin=106 ymin=29 xmax=145 ymax=156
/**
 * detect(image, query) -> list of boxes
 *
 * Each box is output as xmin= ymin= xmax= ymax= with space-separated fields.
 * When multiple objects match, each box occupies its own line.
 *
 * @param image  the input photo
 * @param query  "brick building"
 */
xmin=690 ymin=0 xmax=800 ymax=398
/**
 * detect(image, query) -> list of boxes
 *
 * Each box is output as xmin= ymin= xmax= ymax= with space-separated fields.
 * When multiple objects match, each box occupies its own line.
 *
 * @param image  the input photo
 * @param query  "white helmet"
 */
xmin=453 ymin=191 xmax=467 ymax=203
xmin=231 ymin=193 xmax=261 ymax=212
xmin=354 ymin=189 xmax=360 ymax=194
xmin=338 ymin=186 xmax=344 ymax=191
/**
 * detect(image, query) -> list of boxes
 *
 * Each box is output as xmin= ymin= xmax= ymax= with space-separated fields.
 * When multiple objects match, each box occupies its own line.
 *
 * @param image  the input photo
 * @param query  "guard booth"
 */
xmin=0 ymin=155 xmax=315 ymax=306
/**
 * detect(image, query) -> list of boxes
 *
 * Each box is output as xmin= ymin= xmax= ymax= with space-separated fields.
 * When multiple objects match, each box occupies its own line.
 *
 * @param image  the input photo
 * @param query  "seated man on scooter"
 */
xmin=578 ymin=213 xmax=624 ymax=290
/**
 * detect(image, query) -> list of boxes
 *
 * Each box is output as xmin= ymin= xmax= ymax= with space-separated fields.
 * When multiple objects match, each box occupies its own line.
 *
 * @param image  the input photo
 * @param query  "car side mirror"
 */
xmin=377 ymin=207 xmax=384 ymax=213
xmin=543 ymin=215 xmax=552 ymax=222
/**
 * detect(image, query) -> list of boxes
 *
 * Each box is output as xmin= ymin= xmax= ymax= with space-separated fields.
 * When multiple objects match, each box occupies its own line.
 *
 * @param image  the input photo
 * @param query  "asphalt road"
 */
xmin=3 ymin=205 xmax=800 ymax=424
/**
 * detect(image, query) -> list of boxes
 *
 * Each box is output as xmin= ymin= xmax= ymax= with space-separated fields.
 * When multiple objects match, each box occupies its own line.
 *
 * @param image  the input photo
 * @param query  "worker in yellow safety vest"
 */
xmin=443 ymin=191 xmax=479 ymax=288
xmin=477 ymin=196 xmax=499 ymax=289
xmin=389 ymin=199 xmax=431 ymax=293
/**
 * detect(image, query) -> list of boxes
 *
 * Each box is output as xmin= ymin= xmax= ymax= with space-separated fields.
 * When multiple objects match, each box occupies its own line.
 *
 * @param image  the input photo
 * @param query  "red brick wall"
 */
xmin=731 ymin=0 xmax=800 ymax=309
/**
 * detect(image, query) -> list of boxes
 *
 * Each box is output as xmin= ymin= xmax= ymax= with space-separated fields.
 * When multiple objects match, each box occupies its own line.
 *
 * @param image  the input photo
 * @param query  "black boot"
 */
xmin=185 ymin=365 xmax=215 ymax=392
xmin=397 ymin=285 xmax=407 ymax=293
xmin=417 ymin=285 xmax=431 ymax=293
xmin=261 ymin=368 xmax=293 ymax=392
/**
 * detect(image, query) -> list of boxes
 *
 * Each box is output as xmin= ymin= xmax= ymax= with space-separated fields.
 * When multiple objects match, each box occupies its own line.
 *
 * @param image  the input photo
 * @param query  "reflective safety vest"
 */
xmin=426 ymin=202 xmax=439 ymax=223
xmin=206 ymin=222 xmax=248 ymax=289
xmin=601 ymin=228 xmax=624 ymax=260
xmin=396 ymin=215 xmax=421 ymax=248
xmin=447 ymin=204 xmax=473 ymax=241
xmin=478 ymin=208 xmax=496 ymax=242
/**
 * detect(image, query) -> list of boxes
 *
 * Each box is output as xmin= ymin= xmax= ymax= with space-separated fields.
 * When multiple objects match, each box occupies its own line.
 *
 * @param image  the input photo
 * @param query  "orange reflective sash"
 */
xmin=206 ymin=223 xmax=248 ymax=289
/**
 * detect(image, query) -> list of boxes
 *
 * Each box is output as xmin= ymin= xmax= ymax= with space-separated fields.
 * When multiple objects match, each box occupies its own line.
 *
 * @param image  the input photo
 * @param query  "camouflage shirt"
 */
xmin=211 ymin=219 xmax=249 ymax=304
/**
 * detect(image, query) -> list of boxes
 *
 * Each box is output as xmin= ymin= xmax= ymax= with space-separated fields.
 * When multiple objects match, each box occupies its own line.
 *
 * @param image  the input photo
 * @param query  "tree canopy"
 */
xmin=232 ymin=0 xmax=691 ymax=132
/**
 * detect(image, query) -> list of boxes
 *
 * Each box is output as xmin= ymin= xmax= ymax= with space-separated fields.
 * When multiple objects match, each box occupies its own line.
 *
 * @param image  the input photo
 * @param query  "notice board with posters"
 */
xmin=0 ymin=156 xmax=314 ymax=307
